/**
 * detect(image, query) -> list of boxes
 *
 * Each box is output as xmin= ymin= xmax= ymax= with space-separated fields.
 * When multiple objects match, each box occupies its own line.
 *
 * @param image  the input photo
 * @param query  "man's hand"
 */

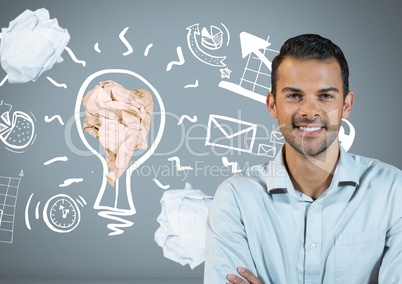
xmin=226 ymin=267 xmax=263 ymax=284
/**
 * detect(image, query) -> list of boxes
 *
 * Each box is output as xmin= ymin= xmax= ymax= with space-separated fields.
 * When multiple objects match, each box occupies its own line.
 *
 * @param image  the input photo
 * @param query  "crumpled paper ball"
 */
xmin=0 ymin=8 xmax=70 ymax=83
xmin=154 ymin=183 xmax=214 ymax=269
xmin=83 ymin=80 xmax=154 ymax=186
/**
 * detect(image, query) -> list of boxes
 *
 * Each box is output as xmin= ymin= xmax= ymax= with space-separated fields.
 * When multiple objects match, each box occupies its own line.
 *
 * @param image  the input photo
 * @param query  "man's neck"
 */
xmin=283 ymin=142 xmax=340 ymax=200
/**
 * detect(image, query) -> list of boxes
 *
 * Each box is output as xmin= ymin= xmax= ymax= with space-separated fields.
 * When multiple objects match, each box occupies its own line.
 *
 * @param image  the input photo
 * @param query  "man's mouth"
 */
xmin=298 ymin=126 xmax=322 ymax=132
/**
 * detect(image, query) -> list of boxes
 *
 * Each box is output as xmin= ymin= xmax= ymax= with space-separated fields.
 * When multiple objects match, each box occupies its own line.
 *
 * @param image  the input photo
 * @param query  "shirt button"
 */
xmin=310 ymin=243 xmax=317 ymax=250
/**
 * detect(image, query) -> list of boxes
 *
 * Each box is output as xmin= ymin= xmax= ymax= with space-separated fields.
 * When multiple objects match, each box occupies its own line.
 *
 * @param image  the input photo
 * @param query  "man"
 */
xmin=204 ymin=34 xmax=402 ymax=283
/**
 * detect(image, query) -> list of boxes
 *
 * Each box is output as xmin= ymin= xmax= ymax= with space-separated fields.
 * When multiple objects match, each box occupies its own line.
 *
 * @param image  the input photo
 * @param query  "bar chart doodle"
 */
xmin=0 ymin=170 xmax=23 ymax=243
xmin=218 ymin=34 xmax=279 ymax=103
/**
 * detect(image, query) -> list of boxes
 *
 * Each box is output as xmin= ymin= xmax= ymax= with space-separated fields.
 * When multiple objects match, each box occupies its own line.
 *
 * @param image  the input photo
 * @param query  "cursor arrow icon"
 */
xmin=240 ymin=32 xmax=272 ymax=71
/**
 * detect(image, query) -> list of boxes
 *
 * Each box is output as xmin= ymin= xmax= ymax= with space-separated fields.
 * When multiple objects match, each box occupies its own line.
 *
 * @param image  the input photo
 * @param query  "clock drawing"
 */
xmin=43 ymin=194 xmax=81 ymax=233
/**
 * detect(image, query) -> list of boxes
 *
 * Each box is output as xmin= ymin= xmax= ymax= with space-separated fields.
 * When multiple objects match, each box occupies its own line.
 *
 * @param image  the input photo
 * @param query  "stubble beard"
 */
xmin=279 ymin=118 xmax=340 ymax=158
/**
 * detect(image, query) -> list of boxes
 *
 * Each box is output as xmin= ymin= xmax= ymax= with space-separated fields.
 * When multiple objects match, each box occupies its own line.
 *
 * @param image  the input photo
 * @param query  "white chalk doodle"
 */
xmin=64 ymin=46 xmax=86 ymax=67
xmin=26 ymin=193 xmax=86 ymax=233
xmin=0 ymin=170 xmax=23 ymax=243
xmin=46 ymin=77 xmax=67 ymax=89
xmin=43 ymin=156 xmax=68 ymax=166
xmin=206 ymin=114 xmax=257 ymax=153
xmin=144 ymin=43 xmax=153 ymax=56
xmin=25 ymin=193 xmax=34 ymax=230
xmin=177 ymin=115 xmax=198 ymax=125
xmin=186 ymin=23 xmax=227 ymax=67
xmin=222 ymin=156 xmax=242 ymax=174
xmin=44 ymin=114 xmax=65 ymax=125
xmin=221 ymin=23 xmax=230 ymax=46
xmin=35 ymin=201 xmax=40 ymax=220
xmin=0 ymin=74 xmax=8 ymax=86
xmin=75 ymin=196 xmax=87 ymax=208
xmin=59 ymin=178 xmax=83 ymax=187
xmin=43 ymin=194 xmax=81 ymax=233
xmin=153 ymin=178 xmax=171 ymax=190
xmin=257 ymin=144 xmax=276 ymax=158
xmin=339 ymin=118 xmax=356 ymax=152
xmin=240 ymin=32 xmax=272 ymax=71
xmin=166 ymin=46 xmax=185 ymax=71
xmin=119 ymin=27 xmax=133 ymax=56
xmin=73 ymin=69 xmax=166 ymax=236
xmin=78 ymin=195 xmax=87 ymax=206
xmin=168 ymin=156 xmax=193 ymax=171
xmin=220 ymin=67 xmax=231 ymax=79
xmin=0 ymin=101 xmax=36 ymax=151
xmin=94 ymin=42 xmax=101 ymax=53
xmin=219 ymin=33 xmax=278 ymax=103
xmin=201 ymin=25 xmax=224 ymax=50
xmin=184 ymin=79 xmax=199 ymax=88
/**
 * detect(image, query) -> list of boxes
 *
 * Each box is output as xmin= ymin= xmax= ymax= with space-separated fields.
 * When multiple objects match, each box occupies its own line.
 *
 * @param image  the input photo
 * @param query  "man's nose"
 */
xmin=299 ymin=97 xmax=320 ymax=120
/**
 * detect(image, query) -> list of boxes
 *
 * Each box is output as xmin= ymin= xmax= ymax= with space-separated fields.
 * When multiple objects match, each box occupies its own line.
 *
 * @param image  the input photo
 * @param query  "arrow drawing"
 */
xmin=186 ymin=24 xmax=226 ymax=67
xmin=240 ymin=32 xmax=272 ymax=71
xmin=59 ymin=205 xmax=70 ymax=218
xmin=219 ymin=32 xmax=278 ymax=103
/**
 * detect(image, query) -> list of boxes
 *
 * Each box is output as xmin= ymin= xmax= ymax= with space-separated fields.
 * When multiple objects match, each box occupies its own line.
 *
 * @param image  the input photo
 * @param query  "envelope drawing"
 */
xmin=257 ymin=144 xmax=276 ymax=158
xmin=205 ymin=114 xmax=257 ymax=153
xmin=270 ymin=131 xmax=285 ymax=144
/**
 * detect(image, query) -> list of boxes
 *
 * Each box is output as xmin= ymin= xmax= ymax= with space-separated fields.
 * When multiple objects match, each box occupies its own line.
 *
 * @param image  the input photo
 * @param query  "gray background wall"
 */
xmin=0 ymin=0 xmax=401 ymax=283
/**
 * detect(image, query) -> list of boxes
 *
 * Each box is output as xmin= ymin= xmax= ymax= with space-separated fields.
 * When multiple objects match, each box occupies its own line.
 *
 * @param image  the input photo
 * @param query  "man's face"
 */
xmin=267 ymin=57 xmax=353 ymax=157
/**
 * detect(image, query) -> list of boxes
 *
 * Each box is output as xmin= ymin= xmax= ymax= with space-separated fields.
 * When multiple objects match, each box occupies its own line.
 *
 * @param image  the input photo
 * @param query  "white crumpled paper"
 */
xmin=0 ymin=8 xmax=70 ymax=83
xmin=83 ymin=80 xmax=154 ymax=186
xmin=155 ymin=183 xmax=213 ymax=269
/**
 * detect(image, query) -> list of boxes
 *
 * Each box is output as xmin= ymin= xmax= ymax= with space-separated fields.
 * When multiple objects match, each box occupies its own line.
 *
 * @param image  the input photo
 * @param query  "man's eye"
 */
xmin=287 ymin=93 xmax=300 ymax=99
xmin=321 ymin=93 xmax=334 ymax=100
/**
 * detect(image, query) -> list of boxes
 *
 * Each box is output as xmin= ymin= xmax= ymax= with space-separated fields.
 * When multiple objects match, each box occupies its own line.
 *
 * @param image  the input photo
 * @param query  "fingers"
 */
xmin=226 ymin=267 xmax=263 ymax=284
xmin=237 ymin=267 xmax=263 ymax=284
xmin=226 ymin=273 xmax=248 ymax=284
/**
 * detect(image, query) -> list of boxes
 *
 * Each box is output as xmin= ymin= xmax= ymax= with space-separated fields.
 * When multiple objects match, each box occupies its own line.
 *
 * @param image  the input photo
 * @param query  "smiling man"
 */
xmin=204 ymin=34 xmax=402 ymax=283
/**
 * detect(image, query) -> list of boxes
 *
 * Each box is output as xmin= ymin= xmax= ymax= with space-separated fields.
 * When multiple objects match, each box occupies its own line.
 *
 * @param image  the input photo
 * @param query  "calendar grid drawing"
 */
xmin=0 ymin=170 xmax=23 ymax=243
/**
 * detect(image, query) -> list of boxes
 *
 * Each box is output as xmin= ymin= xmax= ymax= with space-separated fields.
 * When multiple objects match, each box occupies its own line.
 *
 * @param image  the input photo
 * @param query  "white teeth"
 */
xmin=299 ymin=126 xmax=321 ymax=132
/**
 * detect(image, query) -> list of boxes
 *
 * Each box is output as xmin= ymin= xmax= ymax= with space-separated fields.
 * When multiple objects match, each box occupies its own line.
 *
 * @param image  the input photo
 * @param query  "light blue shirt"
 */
xmin=204 ymin=146 xmax=402 ymax=283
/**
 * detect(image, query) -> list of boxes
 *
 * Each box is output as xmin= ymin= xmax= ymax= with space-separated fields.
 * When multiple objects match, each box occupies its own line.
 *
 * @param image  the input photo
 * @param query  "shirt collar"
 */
xmin=336 ymin=145 xmax=360 ymax=186
xmin=265 ymin=144 xmax=359 ymax=193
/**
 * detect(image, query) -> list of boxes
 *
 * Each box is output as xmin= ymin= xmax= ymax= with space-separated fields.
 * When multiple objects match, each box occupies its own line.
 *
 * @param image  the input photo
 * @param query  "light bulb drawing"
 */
xmin=74 ymin=69 xmax=166 ymax=236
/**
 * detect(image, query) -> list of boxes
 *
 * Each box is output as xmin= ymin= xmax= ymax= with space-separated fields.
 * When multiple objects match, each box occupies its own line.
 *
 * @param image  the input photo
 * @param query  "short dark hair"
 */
xmin=271 ymin=34 xmax=349 ymax=98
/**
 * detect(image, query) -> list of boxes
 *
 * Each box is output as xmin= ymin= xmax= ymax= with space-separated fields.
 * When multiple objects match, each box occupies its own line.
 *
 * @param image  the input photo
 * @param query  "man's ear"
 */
xmin=267 ymin=92 xmax=277 ymax=119
xmin=342 ymin=91 xmax=354 ymax=119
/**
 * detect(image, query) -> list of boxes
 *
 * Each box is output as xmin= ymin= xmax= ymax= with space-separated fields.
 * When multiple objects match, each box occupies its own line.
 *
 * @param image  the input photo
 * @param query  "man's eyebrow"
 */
xmin=281 ymin=87 xmax=302 ymax=93
xmin=281 ymin=87 xmax=340 ymax=93
xmin=317 ymin=87 xmax=340 ymax=93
